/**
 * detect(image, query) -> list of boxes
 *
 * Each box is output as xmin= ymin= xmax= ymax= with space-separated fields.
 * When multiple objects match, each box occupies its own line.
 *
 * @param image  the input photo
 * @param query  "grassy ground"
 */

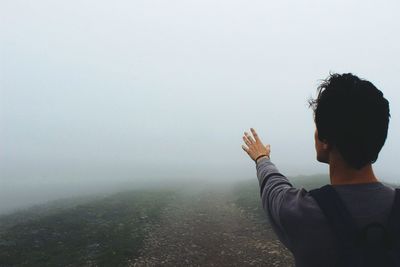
xmin=0 ymin=190 xmax=176 ymax=267
xmin=289 ymin=174 xmax=330 ymax=190
xmin=131 ymin=183 xmax=294 ymax=266
xmin=232 ymin=180 xmax=269 ymax=223
xmin=1 ymin=174 xmax=380 ymax=267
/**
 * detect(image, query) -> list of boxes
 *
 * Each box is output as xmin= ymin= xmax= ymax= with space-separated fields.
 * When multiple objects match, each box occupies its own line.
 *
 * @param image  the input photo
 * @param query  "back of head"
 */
xmin=309 ymin=73 xmax=390 ymax=169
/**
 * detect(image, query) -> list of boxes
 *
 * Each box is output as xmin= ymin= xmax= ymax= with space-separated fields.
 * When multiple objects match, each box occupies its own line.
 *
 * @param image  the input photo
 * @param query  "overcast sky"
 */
xmin=1 ymin=0 xmax=399 ymax=211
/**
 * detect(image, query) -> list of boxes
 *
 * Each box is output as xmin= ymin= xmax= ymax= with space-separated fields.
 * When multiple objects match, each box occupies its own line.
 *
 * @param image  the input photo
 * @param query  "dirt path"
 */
xmin=130 ymin=184 xmax=294 ymax=267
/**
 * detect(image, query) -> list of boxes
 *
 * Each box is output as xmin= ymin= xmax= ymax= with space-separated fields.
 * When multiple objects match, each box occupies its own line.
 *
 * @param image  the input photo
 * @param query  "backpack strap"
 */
xmin=310 ymin=185 xmax=400 ymax=267
xmin=309 ymin=184 xmax=360 ymax=265
xmin=387 ymin=188 xmax=400 ymax=248
xmin=309 ymin=185 xmax=360 ymax=246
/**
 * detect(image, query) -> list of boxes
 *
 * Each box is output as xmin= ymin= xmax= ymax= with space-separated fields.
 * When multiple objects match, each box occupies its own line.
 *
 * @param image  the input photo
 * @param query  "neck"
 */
xmin=329 ymin=151 xmax=379 ymax=185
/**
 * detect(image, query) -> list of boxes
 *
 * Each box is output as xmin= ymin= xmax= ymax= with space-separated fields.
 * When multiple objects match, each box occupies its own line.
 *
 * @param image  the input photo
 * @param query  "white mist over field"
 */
xmin=1 ymin=0 xmax=400 ymax=213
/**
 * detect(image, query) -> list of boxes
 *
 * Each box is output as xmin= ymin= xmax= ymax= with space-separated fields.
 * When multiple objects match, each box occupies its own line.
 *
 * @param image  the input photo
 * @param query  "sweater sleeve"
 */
xmin=256 ymin=157 xmax=294 ymax=250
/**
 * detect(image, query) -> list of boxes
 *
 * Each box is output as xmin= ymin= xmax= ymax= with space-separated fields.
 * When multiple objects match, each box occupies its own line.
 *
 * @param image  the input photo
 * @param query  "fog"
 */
xmin=1 ymin=0 xmax=399 ymax=214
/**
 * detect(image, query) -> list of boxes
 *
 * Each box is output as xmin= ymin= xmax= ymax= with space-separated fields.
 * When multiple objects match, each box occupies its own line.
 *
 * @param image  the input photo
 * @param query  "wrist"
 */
xmin=255 ymin=154 xmax=270 ymax=164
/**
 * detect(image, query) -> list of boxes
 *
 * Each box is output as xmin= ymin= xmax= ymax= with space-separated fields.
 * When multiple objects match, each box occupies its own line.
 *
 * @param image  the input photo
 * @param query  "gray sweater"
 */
xmin=256 ymin=157 xmax=396 ymax=267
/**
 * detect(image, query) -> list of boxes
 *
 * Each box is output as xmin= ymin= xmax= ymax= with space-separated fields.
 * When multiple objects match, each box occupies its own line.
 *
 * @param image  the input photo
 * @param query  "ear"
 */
xmin=321 ymin=139 xmax=330 ymax=150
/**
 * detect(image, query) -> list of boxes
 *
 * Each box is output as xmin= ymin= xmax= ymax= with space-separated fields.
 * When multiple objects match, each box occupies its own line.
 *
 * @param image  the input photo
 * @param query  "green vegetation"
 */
xmin=232 ymin=180 xmax=268 ymax=223
xmin=1 ymin=174 xmax=392 ymax=267
xmin=0 ymin=190 xmax=176 ymax=267
xmin=289 ymin=174 xmax=330 ymax=190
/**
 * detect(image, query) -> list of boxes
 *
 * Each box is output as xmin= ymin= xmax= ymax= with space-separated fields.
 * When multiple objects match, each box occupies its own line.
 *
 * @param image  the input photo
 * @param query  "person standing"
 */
xmin=241 ymin=73 xmax=399 ymax=267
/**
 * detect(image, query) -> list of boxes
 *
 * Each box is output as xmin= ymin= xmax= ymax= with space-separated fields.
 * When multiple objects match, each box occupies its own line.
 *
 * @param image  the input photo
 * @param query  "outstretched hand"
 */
xmin=241 ymin=128 xmax=271 ymax=162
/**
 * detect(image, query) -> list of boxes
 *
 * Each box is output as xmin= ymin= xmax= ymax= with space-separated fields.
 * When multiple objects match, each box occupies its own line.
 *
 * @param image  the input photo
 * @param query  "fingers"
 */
xmin=243 ymin=135 xmax=252 ymax=146
xmin=251 ymin=128 xmax=261 ymax=143
xmin=241 ymin=145 xmax=249 ymax=153
xmin=242 ymin=128 xmax=265 ymax=157
xmin=244 ymin=131 xmax=256 ymax=144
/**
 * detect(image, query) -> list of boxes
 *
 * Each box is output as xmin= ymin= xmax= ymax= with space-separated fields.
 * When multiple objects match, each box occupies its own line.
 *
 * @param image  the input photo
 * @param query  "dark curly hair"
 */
xmin=308 ymin=73 xmax=390 ymax=169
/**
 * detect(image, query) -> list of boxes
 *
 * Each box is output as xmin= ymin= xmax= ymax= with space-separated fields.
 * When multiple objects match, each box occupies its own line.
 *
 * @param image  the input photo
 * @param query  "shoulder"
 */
xmin=277 ymin=187 xmax=336 ymax=251
xmin=279 ymin=187 xmax=324 ymax=220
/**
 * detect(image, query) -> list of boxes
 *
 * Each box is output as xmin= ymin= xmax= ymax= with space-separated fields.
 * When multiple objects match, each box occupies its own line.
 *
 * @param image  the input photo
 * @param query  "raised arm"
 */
xmin=241 ymin=128 xmax=294 ymax=249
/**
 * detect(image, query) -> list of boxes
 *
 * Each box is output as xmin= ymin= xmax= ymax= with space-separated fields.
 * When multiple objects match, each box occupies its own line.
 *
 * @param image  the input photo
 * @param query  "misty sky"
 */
xmin=1 ymin=0 xmax=400 ymax=212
